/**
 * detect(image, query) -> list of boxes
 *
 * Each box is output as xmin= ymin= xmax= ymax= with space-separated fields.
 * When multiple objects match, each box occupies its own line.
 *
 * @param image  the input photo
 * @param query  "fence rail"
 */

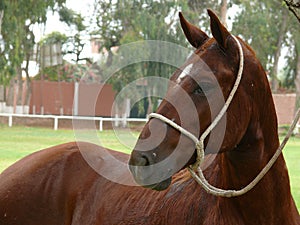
xmin=0 ymin=113 xmax=147 ymax=131
xmin=1 ymin=113 xmax=300 ymax=134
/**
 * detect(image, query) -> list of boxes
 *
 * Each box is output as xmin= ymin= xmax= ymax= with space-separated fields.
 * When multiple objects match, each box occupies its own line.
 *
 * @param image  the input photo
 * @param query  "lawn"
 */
xmin=0 ymin=124 xmax=136 ymax=172
xmin=0 ymin=124 xmax=299 ymax=210
xmin=282 ymin=136 xmax=300 ymax=210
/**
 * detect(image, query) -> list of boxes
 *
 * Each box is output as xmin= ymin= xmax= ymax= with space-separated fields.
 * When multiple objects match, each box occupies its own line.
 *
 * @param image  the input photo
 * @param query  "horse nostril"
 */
xmin=130 ymin=153 xmax=151 ymax=167
xmin=139 ymin=155 xmax=150 ymax=166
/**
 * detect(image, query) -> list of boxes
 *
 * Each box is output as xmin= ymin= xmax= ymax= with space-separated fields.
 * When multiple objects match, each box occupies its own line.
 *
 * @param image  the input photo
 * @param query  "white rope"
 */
xmin=148 ymin=35 xmax=300 ymax=197
xmin=189 ymin=108 xmax=300 ymax=197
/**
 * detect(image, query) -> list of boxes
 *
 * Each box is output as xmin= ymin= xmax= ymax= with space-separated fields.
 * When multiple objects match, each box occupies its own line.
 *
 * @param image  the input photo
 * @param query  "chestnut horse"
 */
xmin=0 ymin=10 xmax=299 ymax=225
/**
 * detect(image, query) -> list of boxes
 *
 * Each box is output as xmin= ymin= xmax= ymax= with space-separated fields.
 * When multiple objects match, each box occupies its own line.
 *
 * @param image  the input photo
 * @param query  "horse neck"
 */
xmin=207 ymin=76 xmax=299 ymax=223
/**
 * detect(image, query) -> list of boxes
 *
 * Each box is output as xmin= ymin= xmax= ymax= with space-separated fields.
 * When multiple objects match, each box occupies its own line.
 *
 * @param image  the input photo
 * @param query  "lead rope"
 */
xmin=148 ymin=35 xmax=300 ymax=197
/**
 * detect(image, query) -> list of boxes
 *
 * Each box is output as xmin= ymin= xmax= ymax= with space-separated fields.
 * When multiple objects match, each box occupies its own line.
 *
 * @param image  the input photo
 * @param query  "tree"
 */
xmin=92 ymin=0 xmax=232 ymax=116
xmin=0 ymin=5 xmax=3 ymax=35
xmin=92 ymin=0 xmax=192 ymax=116
xmin=280 ymin=13 xmax=300 ymax=110
xmin=220 ymin=0 xmax=228 ymax=25
xmin=284 ymin=0 xmax=300 ymax=23
xmin=232 ymin=0 xmax=290 ymax=92
xmin=58 ymin=7 xmax=91 ymax=63
xmin=0 ymin=0 xmax=66 ymax=111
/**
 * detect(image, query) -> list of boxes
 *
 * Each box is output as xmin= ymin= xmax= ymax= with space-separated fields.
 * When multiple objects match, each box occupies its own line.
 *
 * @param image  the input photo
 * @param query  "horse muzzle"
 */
xmin=129 ymin=150 xmax=173 ymax=191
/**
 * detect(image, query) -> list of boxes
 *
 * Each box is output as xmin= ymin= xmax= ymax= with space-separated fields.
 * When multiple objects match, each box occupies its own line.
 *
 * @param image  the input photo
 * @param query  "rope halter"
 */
xmin=148 ymin=35 xmax=300 ymax=197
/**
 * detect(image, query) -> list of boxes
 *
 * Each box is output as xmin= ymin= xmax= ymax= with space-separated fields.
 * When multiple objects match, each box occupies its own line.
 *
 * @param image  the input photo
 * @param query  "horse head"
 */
xmin=129 ymin=9 xmax=275 ymax=191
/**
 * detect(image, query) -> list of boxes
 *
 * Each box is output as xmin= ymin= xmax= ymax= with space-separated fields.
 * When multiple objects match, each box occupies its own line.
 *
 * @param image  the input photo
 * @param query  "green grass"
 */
xmin=0 ymin=124 xmax=299 ymax=210
xmin=0 ymin=125 xmax=76 ymax=171
xmin=0 ymin=124 xmax=138 ymax=172
xmin=282 ymin=136 xmax=300 ymax=210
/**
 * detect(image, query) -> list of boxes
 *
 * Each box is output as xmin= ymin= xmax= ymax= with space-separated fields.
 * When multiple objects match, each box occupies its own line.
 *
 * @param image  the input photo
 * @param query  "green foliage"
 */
xmin=92 ymin=0 xmax=194 ymax=113
xmin=1 ymin=0 xmax=298 ymax=102
xmin=59 ymin=7 xmax=86 ymax=32
xmin=281 ymin=15 xmax=300 ymax=90
xmin=281 ymin=49 xmax=297 ymax=89
xmin=39 ymin=32 xmax=68 ymax=45
xmin=232 ymin=1 xmax=283 ymax=69
xmin=0 ymin=0 xmax=66 ymax=85
xmin=230 ymin=0 xmax=300 ymax=91
xmin=58 ymin=6 xmax=89 ymax=63
xmin=35 ymin=62 xmax=100 ymax=83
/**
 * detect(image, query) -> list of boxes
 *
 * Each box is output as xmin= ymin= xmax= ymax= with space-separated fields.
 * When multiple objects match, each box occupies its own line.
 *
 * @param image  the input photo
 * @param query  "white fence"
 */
xmin=0 ymin=113 xmax=147 ymax=131
xmin=1 ymin=113 xmax=300 ymax=134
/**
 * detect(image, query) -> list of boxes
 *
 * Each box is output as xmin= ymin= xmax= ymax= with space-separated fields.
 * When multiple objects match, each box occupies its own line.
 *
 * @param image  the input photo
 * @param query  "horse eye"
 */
xmin=194 ymin=87 xmax=205 ymax=95
xmin=193 ymin=83 xmax=214 ymax=96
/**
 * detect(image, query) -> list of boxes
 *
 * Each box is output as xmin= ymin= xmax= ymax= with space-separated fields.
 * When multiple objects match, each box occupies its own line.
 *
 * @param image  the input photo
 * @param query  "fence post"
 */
xmin=8 ymin=115 xmax=12 ymax=127
xmin=115 ymin=114 xmax=119 ymax=127
xmin=122 ymin=113 xmax=127 ymax=128
xmin=99 ymin=119 xmax=103 ymax=132
xmin=73 ymin=82 xmax=79 ymax=116
xmin=54 ymin=117 xmax=58 ymax=130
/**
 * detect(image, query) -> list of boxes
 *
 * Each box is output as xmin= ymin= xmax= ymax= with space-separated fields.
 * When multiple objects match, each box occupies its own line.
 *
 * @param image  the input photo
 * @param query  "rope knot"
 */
xmin=189 ymin=141 xmax=205 ymax=171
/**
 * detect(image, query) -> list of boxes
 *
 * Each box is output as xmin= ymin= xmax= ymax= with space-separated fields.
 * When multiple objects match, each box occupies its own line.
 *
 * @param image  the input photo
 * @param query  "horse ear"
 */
xmin=179 ymin=12 xmax=209 ymax=48
xmin=207 ymin=9 xmax=231 ymax=50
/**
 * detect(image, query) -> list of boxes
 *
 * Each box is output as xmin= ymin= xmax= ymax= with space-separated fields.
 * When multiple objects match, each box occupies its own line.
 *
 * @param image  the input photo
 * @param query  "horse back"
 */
xmin=0 ymin=142 xmax=114 ymax=225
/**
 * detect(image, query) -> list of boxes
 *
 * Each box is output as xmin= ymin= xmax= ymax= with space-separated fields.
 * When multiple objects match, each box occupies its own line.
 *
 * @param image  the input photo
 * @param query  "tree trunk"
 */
xmin=16 ymin=66 xmax=23 ymax=105
xmin=220 ymin=0 xmax=227 ymax=26
xmin=294 ymin=51 xmax=300 ymax=112
xmin=6 ymin=79 xmax=14 ymax=107
xmin=147 ymin=88 xmax=153 ymax=115
xmin=106 ymin=50 xmax=113 ymax=67
xmin=23 ymin=55 xmax=32 ymax=106
xmin=0 ymin=10 xmax=3 ymax=34
xmin=25 ymin=72 xmax=31 ymax=106
xmin=270 ymin=9 xmax=288 ymax=92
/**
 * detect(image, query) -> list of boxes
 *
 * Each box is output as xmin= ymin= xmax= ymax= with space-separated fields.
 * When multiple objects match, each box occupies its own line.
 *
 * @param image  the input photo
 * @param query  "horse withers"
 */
xmin=1 ymin=10 xmax=299 ymax=225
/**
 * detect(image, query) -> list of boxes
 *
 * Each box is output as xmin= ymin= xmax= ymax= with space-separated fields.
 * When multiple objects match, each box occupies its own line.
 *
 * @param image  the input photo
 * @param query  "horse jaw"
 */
xmin=144 ymin=177 xmax=172 ymax=191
